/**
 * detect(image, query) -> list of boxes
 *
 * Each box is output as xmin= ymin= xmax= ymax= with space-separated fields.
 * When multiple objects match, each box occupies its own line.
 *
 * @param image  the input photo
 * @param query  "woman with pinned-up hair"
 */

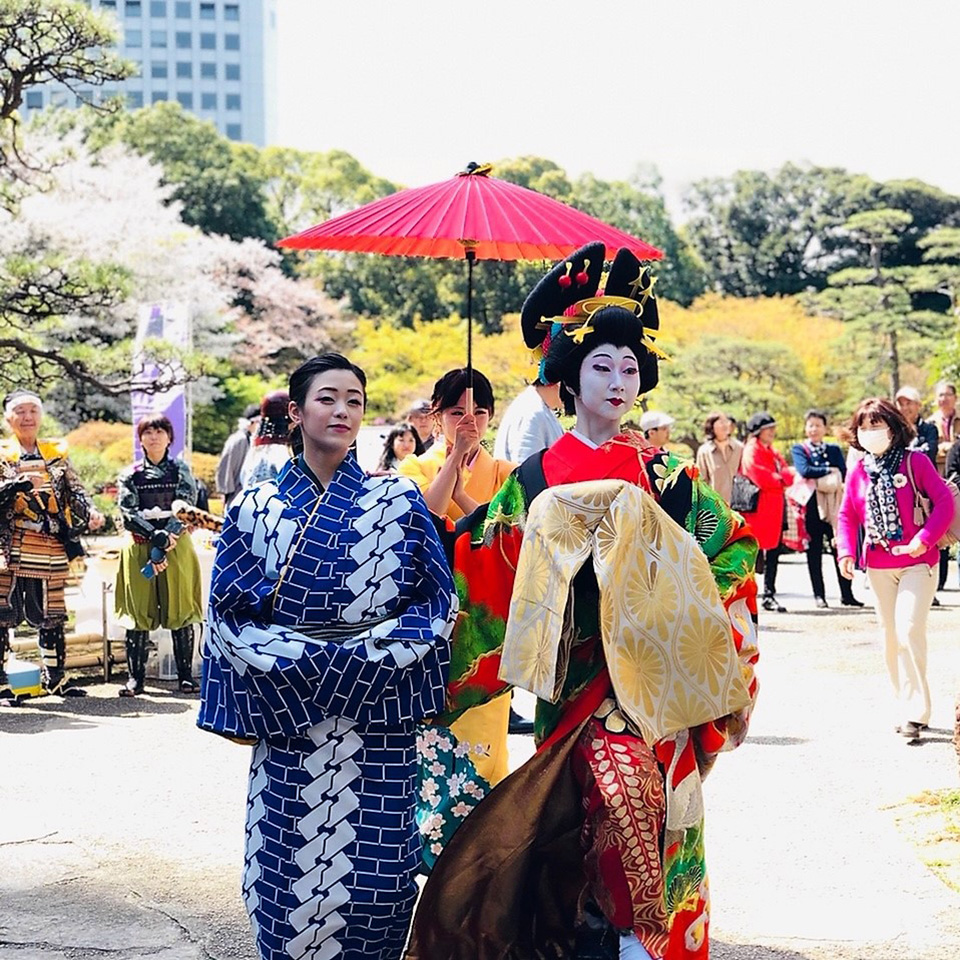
xmin=407 ymin=244 xmax=760 ymax=960
xmin=198 ymin=354 xmax=457 ymax=960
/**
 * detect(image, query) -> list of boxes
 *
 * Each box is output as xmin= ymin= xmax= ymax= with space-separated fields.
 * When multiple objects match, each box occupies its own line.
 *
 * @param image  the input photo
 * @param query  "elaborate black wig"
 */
xmin=522 ymin=244 xmax=662 ymax=416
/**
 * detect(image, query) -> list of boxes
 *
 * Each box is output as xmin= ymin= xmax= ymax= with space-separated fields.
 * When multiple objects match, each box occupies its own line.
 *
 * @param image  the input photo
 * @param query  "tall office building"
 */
xmin=24 ymin=0 xmax=278 ymax=146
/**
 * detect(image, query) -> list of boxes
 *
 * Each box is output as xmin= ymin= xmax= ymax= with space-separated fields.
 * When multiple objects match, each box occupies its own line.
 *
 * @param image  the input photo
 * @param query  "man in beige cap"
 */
xmin=639 ymin=410 xmax=674 ymax=448
xmin=895 ymin=386 xmax=938 ymax=467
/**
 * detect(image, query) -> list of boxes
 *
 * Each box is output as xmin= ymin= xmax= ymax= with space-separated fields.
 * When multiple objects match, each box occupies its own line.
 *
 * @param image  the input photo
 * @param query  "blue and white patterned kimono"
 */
xmin=198 ymin=454 xmax=456 ymax=960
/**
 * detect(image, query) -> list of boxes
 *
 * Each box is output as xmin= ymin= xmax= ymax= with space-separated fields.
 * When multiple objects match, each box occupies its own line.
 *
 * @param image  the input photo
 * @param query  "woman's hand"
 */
xmin=164 ymin=531 xmax=179 ymax=552
xmin=151 ymin=558 xmax=169 ymax=575
xmin=904 ymin=534 xmax=928 ymax=558
xmin=839 ymin=557 xmax=856 ymax=580
xmin=450 ymin=414 xmax=481 ymax=461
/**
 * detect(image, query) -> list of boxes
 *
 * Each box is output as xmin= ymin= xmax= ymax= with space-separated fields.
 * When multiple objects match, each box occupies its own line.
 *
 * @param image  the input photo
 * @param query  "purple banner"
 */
xmin=131 ymin=302 xmax=189 ymax=462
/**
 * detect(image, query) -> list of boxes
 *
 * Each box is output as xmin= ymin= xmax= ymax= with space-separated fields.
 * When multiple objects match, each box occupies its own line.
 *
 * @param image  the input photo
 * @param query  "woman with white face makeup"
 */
xmin=836 ymin=397 xmax=954 ymax=740
xmin=409 ymin=245 xmax=760 ymax=960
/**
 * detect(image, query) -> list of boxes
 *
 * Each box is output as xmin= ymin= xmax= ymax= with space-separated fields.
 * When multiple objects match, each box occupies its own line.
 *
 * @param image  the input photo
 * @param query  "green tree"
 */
xmin=656 ymin=335 xmax=811 ymax=451
xmin=0 ymin=0 xmax=130 ymax=171
xmin=916 ymin=226 xmax=960 ymax=383
xmin=259 ymin=146 xmax=398 ymax=240
xmin=683 ymin=163 xmax=877 ymax=296
xmin=570 ymin=169 xmax=705 ymax=305
xmin=813 ymin=209 xmax=951 ymax=397
xmin=86 ymin=102 xmax=276 ymax=243
xmin=0 ymin=0 xmax=139 ymax=400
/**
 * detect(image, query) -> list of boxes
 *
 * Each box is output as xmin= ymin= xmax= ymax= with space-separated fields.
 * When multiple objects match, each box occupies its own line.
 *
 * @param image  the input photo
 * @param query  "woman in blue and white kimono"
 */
xmin=198 ymin=353 xmax=457 ymax=960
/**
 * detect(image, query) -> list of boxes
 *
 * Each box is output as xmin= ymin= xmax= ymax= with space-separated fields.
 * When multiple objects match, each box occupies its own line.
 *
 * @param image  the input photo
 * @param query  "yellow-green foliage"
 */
xmin=64 ymin=421 xmax=133 ymax=454
xmin=190 ymin=451 xmax=218 ymax=488
xmin=351 ymin=315 xmax=539 ymax=421
xmin=102 ymin=437 xmax=135 ymax=466
xmin=351 ymin=296 xmax=852 ymax=425
xmin=661 ymin=294 xmax=845 ymax=388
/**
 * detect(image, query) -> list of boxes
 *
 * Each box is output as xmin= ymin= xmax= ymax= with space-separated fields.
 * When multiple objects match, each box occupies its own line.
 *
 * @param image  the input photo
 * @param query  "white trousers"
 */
xmin=866 ymin=563 xmax=938 ymax=726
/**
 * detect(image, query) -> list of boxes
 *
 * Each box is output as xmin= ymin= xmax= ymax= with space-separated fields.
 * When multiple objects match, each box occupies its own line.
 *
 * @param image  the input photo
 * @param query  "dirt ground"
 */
xmin=2 ymin=554 xmax=959 ymax=959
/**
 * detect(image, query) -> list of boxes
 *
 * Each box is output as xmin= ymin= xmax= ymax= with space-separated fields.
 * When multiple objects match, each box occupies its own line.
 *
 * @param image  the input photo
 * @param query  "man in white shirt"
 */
xmin=494 ymin=379 xmax=564 ymax=463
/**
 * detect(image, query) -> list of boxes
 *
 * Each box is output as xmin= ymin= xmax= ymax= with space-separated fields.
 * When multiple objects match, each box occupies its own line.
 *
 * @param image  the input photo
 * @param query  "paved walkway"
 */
xmin=1 ymin=555 xmax=958 ymax=959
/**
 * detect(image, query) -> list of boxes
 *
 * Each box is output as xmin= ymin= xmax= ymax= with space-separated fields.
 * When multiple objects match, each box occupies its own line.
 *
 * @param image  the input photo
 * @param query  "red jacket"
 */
xmin=740 ymin=437 xmax=794 ymax=550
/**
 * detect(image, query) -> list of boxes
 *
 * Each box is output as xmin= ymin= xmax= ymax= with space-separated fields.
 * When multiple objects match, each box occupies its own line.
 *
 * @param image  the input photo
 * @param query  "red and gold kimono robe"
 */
xmin=408 ymin=431 xmax=759 ymax=960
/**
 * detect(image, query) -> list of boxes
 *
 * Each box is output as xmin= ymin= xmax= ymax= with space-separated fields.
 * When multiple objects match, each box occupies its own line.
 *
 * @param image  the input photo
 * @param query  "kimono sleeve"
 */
xmin=198 ymin=483 xmax=456 ymax=741
xmin=648 ymin=453 xmax=760 ymax=771
xmin=438 ymin=472 xmax=528 ymax=723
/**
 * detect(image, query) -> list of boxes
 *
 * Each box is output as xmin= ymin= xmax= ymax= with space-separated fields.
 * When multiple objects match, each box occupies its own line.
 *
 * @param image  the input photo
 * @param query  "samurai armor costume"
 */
xmin=0 ymin=438 xmax=92 ymax=693
xmin=198 ymin=454 xmax=456 ymax=960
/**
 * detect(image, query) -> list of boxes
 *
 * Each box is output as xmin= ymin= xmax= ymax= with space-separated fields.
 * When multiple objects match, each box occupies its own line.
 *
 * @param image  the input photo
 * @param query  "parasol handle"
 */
xmin=465 ymin=248 xmax=476 ymax=415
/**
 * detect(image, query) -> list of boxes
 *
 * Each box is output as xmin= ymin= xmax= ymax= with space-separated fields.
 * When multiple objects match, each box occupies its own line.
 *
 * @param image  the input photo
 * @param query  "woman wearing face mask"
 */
xmin=198 ymin=354 xmax=457 ymax=960
xmin=408 ymin=244 xmax=759 ymax=960
xmin=836 ymin=398 xmax=954 ymax=739
xmin=791 ymin=410 xmax=863 ymax=608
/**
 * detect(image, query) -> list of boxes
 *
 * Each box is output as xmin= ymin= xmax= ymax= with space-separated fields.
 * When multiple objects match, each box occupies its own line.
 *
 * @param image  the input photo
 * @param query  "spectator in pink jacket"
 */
xmin=837 ymin=398 xmax=954 ymax=740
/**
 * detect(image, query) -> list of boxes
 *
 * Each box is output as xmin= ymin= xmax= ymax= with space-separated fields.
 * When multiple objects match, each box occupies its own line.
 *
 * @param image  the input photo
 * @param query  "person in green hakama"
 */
xmin=114 ymin=415 xmax=203 ymax=696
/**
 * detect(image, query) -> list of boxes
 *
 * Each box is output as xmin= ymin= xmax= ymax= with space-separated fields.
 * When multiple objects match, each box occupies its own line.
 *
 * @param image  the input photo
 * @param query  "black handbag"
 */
xmin=731 ymin=473 xmax=760 ymax=513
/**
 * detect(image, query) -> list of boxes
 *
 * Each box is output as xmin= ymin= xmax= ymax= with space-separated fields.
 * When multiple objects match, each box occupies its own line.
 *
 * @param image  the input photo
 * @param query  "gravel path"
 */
xmin=1 ymin=554 xmax=958 ymax=959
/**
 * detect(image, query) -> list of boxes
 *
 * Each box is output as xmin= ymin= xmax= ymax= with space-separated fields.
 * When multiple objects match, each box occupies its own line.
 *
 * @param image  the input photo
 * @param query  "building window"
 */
xmin=224 ymin=33 xmax=239 ymax=51
xmin=150 ymin=30 xmax=167 ymax=47
xmin=199 ymin=2 xmax=214 ymax=18
xmin=125 ymin=1 xmax=142 ymax=16
xmin=151 ymin=90 xmax=167 ymax=103
xmin=200 ymin=61 xmax=216 ymax=78
xmin=175 ymin=31 xmax=191 ymax=47
xmin=151 ymin=60 xmax=167 ymax=77
xmin=128 ymin=90 xmax=144 ymax=108
xmin=177 ymin=92 xmax=194 ymax=109
xmin=101 ymin=0 xmax=117 ymax=9
xmin=50 ymin=91 xmax=69 ymax=108
xmin=224 ymin=4 xmax=239 ymax=20
xmin=224 ymin=62 xmax=240 ymax=80
xmin=225 ymin=93 xmax=241 ymax=110
xmin=126 ymin=28 xmax=142 ymax=46
xmin=149 ymin=1 xmax=167 ymax=15
xmin=175 ymin=1 xmax=190 ymax=16
xmin=25 ymin=91 xmax=43 ymax=109
xmin=201 ymin=92 xmax=217 ymax=110
xmin=200 ymin=32 xmax=215 ymax=49
xmin=225 ymin=123 xmax=241 ymax=141
xmin=176 ymin=60 xmax=192 ymax=77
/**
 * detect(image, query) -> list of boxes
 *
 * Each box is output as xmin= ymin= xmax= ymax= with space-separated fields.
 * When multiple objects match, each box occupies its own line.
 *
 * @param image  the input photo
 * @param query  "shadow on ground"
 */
xmin=745 ymin=736 xmax=810 ymax=747
xmin=0 ymin=689 xmax=193 ymax=735
xmin=712 ymin=941 xmax=815 ymax=960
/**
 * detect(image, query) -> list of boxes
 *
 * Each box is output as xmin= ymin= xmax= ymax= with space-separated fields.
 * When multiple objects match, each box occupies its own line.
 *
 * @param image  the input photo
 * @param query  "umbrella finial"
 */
xmin=458 ymin=161 xmax=493 ymax=177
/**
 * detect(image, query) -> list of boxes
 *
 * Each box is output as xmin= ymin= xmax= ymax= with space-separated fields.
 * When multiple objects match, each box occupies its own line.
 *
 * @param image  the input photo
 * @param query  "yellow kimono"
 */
xmin=400 ymin=443 xmax=516 ymax=784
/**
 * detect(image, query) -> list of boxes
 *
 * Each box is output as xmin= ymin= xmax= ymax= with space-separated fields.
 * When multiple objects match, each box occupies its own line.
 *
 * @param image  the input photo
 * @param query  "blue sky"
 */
xmin=275 ymin=0 xmax=960 ymax=215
